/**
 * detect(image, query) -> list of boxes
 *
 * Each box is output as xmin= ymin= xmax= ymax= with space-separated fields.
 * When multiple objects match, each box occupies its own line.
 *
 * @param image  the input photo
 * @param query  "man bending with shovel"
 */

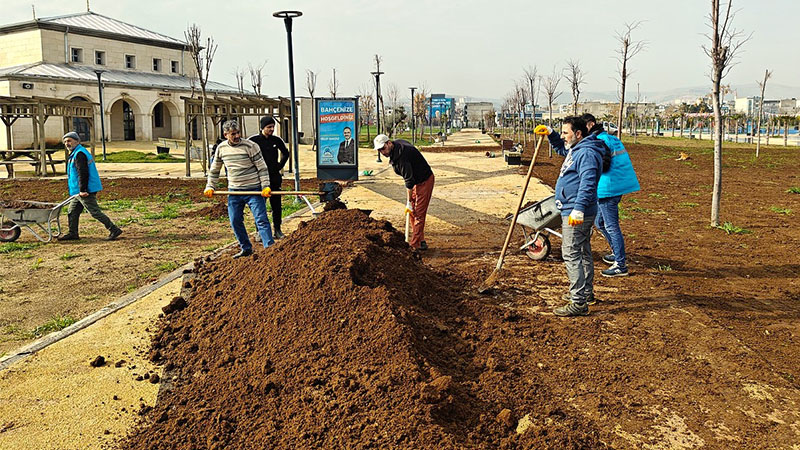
xmin=204 ymin=120 xmax=274 ymax=258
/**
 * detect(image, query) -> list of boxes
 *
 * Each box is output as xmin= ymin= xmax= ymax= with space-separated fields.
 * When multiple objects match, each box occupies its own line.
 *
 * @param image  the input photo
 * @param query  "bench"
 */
xmin=157 ymin=138 xmax=185 ymax=155
xmin=1 ymin=159 xmax=38 ymax=178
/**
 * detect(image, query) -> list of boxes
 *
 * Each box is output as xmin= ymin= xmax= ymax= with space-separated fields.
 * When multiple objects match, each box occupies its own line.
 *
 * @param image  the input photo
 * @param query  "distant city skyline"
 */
xmin=4 ymin=0 xmax=798 ymax=102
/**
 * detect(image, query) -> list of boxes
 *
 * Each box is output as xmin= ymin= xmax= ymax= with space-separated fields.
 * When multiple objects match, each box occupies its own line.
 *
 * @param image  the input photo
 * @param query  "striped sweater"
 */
xmin=205 ymin=139 xmax=270 ymax=191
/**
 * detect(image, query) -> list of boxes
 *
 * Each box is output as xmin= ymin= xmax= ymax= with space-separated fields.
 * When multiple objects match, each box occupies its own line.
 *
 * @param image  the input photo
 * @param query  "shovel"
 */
xmin=478 ymin=132 xmax=547 ymax=294
xmin=404 ymin=210 xmax=410 ymax=242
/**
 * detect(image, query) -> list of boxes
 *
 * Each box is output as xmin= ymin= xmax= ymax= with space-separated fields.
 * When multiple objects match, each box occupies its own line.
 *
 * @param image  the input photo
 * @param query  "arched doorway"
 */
xmin=109 ymin=98 xmax=139 ymax=141
xmin=151 ymin=101 xmax=176 ymax=139
xmin=71 ymin=96 xmax=91 ymax=141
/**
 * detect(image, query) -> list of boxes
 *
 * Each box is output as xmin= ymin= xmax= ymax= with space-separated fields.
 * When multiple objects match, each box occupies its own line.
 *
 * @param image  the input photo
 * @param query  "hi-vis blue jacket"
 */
xmin=593 ymin=131 xmax=640 ymax=198
xmin=67 ymin=145 xmax=103 ymax=195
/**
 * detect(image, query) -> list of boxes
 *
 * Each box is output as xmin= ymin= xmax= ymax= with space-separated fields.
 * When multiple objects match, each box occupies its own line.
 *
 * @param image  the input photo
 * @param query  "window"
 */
xmin=125 ymin=54 xmax=136 ymax=69
xmin=95 ymin=51 xmax=105 ymax=65
xmin=170 ymin=60 xmax=179 ymax=74
xmin=71 ymin=48 xmax=83 ymax=63
xmin=153 ymin=58 xmax=162 ymax=72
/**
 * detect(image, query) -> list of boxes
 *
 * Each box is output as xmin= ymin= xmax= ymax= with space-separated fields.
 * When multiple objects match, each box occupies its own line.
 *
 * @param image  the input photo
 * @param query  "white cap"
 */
xmin=373 ymin=134 xmax=389 ymax=151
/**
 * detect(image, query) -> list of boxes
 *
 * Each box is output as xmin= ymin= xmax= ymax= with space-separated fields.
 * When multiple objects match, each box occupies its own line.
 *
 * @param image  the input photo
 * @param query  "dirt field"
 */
xmin=0 ymin=178 xmax=316 ymax=356
xmin=2 ymin=133 xmax=800 ymax=448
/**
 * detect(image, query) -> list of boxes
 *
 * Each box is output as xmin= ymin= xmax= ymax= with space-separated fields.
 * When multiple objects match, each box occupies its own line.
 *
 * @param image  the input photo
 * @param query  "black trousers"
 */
xmin=269 ymin=174 xmax=283 ymax=228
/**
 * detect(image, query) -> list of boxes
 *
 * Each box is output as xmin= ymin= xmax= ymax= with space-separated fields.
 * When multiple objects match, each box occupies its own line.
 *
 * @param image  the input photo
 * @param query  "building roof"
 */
xmin=0 ymin=11 xmax=187 ymax=50
xmin=0 ymin=62 xmax=239 ymax=94
xmin=40 ymin=11 xmax=185 ymax=46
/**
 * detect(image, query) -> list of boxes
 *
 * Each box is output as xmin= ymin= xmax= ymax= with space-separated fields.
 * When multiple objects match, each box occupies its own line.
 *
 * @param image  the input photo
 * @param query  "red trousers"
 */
xmin=409 ymin=173 xmax=434 ymax=248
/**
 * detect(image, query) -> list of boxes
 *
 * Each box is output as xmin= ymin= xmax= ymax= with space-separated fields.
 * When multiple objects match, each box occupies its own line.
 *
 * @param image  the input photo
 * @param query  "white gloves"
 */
xmin=567 ymin=210 xmax=584 ymax=226
xmin=405 ymin=201 xmax=414 ymax=216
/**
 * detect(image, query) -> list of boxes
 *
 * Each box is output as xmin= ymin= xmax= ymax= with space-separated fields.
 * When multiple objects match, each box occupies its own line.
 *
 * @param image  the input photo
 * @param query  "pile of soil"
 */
xmin=120 ymin=209 xmax=606 ymax=449
xmin=0 ymin=200 xmax=49 ymax=209
xmin=185 ymin=203 xmax=228 ymax=219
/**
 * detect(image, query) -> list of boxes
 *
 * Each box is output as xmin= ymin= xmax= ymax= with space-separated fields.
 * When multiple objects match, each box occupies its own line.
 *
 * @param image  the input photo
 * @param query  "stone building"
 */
xmin=0 ymin=11 xmax=241 ymax=150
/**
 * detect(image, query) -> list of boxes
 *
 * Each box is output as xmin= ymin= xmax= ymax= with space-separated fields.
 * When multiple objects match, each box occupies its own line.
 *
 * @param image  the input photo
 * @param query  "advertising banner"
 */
xmin=317 ymin=98 xmax=358 ymax=167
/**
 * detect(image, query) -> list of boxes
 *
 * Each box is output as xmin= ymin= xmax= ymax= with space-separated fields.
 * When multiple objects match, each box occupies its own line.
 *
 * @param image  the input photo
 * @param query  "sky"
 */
xmin=5 ymin=0 xmax=799 ymax=102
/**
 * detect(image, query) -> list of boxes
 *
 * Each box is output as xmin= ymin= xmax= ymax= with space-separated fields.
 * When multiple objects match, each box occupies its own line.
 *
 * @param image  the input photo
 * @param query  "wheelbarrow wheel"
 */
xmin=0 ymin=221 xmax=21 ymax=242
xmin=525 ymin=234 xmax=550 ymax=261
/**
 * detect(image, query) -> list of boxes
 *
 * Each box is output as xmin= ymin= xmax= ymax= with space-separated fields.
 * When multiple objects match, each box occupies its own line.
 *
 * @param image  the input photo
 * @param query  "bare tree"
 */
xmin=328 ymin=67 xmax=339 ymax=98
xmin=516 ymin=81 xmax=529 ymax=146
xmin=615 ymin=21 xmax=646 ymax=141
xmin=564 ymin=60 xmax=585 ymax=115
xmin=413 ymin=85 xmax=429 ymax=141
xmin=703 ymin=0 xmax=749 ymax=226
xmin=542 ymin=68 xmax=562 ymax=157
xmin=306 ymin=69 xmax=318 ymax=150
xmin=373 ymin=54 xmax=385 ymax=134
xmin=185 ymin=24 xmax=218 ymax=173
xmin=385 ymin=83 xmax=400 ymax=137
xmin=633 ymin=83 xmax=642 ymax=144
xmin=523 ymin=65 xmax=539 ymax=129
xmin=755 ymin=68 xmax=772 ymax=157
xmin=248 ymin=61 xmax=266 ymax=97
xmin=357 ymin=84 xmax=375 ymax=143
xmin=233 ymin=67 xmax=246 ymax=96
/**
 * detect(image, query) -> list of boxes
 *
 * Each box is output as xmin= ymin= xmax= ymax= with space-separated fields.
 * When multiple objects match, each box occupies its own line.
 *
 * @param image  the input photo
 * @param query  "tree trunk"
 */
xmin=784 ymin=120 xmax=789 ymax=146
xmin=680 ymin=115 xmax=684 ymax=138
xmin=710 ymin=82 xmax=723 ymax=226
xmin=200 ymin=91 xmax=209 ymax=174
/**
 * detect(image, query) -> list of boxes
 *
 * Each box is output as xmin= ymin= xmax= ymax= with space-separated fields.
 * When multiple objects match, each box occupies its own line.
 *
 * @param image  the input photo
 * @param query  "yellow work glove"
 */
xmin=261 ymin=187 xmax=272 ymax=198
xmin=567 ymin=210 xmax=584 ymax=226
xmin=405 ymin=201 xmax=414 ymax=217
xmin=203 ymin=188 xmax=215 ymax=198
xmin=534 ymin=124 xmax=552 ymax=136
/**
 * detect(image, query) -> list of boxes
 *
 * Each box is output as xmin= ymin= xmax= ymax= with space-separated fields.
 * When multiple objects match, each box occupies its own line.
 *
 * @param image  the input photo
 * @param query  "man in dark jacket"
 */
xmin=337 ymin=127 xmax=355 ymax=164
xmin=540 ymin=117 xmax=605 ymax=317
xmin=58 ymin=131 xmax=122 ymax=241
xmin=374 ymin=134 xmax=434 ymax=251
xmin=249 ymin=116 xmax=290 ymax=238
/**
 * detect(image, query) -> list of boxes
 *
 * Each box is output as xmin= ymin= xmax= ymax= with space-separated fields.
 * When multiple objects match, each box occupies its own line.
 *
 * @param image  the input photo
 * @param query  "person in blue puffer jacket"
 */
xmin=58 ymin=131 xmax=122 ymax=241
xmin=582 ymin=114 xmax=640 ymax=277
xmin=538 ymin=116 xmax=605 ymax=317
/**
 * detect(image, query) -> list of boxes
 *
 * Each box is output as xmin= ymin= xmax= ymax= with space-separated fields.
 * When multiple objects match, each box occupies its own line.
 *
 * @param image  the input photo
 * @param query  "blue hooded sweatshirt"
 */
xmin=548 ymin=130 xmax=605 ymax=217
xmin=593 ymin=131 xmax=640 ymax=198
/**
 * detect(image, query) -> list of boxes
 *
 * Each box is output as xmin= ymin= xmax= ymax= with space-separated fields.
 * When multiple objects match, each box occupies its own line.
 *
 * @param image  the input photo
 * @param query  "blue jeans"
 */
xmin=595 ymin=195 xmax=626 ymax=269
xmin=227 ymin=189 xmax=274 ymax=252
xmin=562 ymin=215 xmax=595 ymax=304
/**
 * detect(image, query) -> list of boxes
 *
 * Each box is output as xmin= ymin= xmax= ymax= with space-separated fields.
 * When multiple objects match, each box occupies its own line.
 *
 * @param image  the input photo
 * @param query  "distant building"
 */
xmin=779 ymin=98 xmax=799 ymax=116
xmin=734 ymin=97 xmax=759 ymax=116
xmin=464 ymin=101 xmax=493 ymax=128
xmin=0 ymin=11 xmax=243 ymax=149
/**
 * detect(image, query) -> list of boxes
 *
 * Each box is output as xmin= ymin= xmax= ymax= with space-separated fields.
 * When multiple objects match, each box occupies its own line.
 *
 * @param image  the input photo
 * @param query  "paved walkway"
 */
xmin=0 ymin=130 xmax=551 ymax=449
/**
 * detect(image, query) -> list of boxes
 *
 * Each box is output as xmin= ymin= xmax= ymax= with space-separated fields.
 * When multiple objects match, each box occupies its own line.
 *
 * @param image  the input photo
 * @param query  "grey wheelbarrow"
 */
xmin=509 ymin=194 xmax=563 ymax=261
xmin=0 ymin=195 xmax=77 ymax=243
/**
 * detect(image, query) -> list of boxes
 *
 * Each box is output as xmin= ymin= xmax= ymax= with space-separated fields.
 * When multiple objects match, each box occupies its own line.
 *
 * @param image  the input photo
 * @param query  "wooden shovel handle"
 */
xmin=494 ymin=135 xmax=544 ymax=270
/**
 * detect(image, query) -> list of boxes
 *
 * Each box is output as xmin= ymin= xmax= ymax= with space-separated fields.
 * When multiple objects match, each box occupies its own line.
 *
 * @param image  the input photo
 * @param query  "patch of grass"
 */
xmin=155 ymin=261 xmax=179 ymax=272
xmin=98 ymin=151 xmax=185 ymax=163
xmin=125 ymin=284 xmax=137 ymax=293
xmin=59 ymin=252 xmax=80 ymax=261
xmin=0 ymin=242 xmax=41 ymax=254
xmin=31 ymin=257 xmax=43 ymax=270
xmin=118 ymin=216 xmax=139 ymax=226
xmin=143 ymin=204 xmax=179 ymax=220
xmin=656 ymin=264 xmax=673 ymax=272
xmin=202 ymin=243 xmax=224 ymax=252
xmin=618 ymin=204 xmax=634 ymax=221
xmin=626 ymin=198 xmax=640 ymax=204
xmin=84 ymin=294 xmax=100 ymax=301
xmin=715 ymin=222 xmax=751 ymax=235
xmin=678 ymin=202 xmax=699 ymax=208
xmin=30 ymin=316 xmax=76 ymax=337
xmin=102 ymin=199 xmax=134 ymax=211
xmin=648 ymin=193 xmax=666 ymax=199
xmin=769 ymin=206 xmax=792 ymax=215
xmin=787 ymin=186 xmax=800 ymax=194
xmin=631 ymin=206 xmax=655 ymax=214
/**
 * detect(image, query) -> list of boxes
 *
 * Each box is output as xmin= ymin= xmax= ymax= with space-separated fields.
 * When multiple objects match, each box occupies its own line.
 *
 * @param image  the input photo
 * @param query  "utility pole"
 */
xmin=409 ymin=86 xmax=417 ymax=145
xmin=273 ymin=10 xmax=303 ymax=192
xmin=370 ymin=70 xmax=384 ymax=162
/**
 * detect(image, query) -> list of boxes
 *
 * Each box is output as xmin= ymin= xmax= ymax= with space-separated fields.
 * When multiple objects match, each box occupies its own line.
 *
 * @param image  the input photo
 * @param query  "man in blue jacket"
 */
xmin=540 ymin=117 xmax=605 ymax=316
xmin=582 ymin=114 xmax=640 ymax=277
xmin=58 ymin=132 xmax=122 ymax=241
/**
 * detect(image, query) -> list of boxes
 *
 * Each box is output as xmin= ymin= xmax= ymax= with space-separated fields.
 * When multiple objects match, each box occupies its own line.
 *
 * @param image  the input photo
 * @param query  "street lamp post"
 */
xmin=370 ymin=70 xmax=384 ymax=162
xmin=93 ymin=69 xmax=107 ymax=161
xmin=273 ymin=10 xmax=303 ymax=192
xmin=409 ymin=87 xmax=416 ymax=145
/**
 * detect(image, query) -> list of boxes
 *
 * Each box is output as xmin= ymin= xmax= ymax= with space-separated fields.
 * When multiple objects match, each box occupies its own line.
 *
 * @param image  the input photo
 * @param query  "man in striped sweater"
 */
xmin=204 ymin=120 xmax=274 ymax=258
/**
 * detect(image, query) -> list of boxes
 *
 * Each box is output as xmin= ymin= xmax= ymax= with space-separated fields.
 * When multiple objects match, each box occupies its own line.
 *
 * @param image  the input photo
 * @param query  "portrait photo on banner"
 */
xmin=316 ymin=98 xmax=358 ymax=167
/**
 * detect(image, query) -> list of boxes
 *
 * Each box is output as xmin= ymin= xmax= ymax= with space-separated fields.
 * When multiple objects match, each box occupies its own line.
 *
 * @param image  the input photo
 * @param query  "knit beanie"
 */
xmin=63 ymin=131 xmax=81 ymax=142
xmin=260 ymin=116 xmax=276 ymax=129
